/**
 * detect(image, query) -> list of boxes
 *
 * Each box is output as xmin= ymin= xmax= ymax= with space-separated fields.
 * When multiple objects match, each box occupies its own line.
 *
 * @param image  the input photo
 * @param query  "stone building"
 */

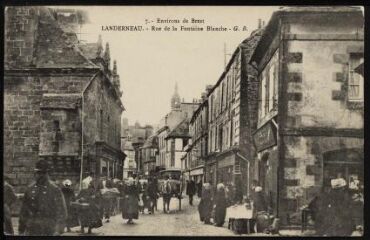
xmin=181 ymin=87 xmax=211 ymax=183
xmin=4 ymin=7 xmax=125 ymax=191
xmin=156 ymin=84 xmax=199 ymax=172
xmin=249 ymin=6 xmax=364 ymax=225
xmin=121 ymin=121 xmax=153 ymax=177
xmin=165 ymin=119 xmax=191 ymax=170
xmin=206 ymin=27 xmax=263 ymax=193
xmin=122 ymin=140 xmax=137 ymax=179
xmin=141 ymin=135 xmax=159 ymax=176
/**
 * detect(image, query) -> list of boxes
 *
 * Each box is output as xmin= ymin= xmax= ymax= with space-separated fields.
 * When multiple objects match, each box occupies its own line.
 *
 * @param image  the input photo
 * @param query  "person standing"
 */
xmin=252 ymin=186 xmax=269 ymax=233
xmin=214 ymin=183 xmax=227 ymax=227
xmin=234 ymin=177 xmax=243 ymax=204
xmin=101 ymin=178 xmax=116 ymax=222
xmin=147 ymin=178 xmax=158 ymax=214
xmin=18 ymin=160 xmax=67 ymax=236
xmin=61 ymin=179 xmax=76 ymax=232
xmin=252 ymin=186 xmax=267 ymax=213
xmin=186 ymin=179 xmax=196 ymax=206
xmin=197 ymin=179 xmax=203 ymax=198
xmin=313 ymin=178 xmax=352 ymax=236
xmin=153 ymin=176 xmax=159 ymax=211
xmin=121 ymin=177 xmax=139 ymax=224
xmin=76 ymin=180 xmax=103 ymax=234
xmin=161 ymin=175 xmax=172 ymax=213
xmin=198 ymin=183 xmax=213 ymax=224
xmin=4 ymin=179 xmax=17 ymax=235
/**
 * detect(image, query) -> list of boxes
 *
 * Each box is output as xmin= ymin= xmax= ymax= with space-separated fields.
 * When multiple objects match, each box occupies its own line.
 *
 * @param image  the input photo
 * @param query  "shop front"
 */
xmin=253 ymin=121 xmax=278 ymax=216
xmin=95 ymin=141 xmax=125 ymax=180
xmin=323 ymin=148 xmax=363 ymax=191
xmin=205 ymin=158 xmax=217 ymax=185
xmin=190 ymin=166 xmax=204 ymax=183
xmin=216 ymin=152 xmax=236 ymax=186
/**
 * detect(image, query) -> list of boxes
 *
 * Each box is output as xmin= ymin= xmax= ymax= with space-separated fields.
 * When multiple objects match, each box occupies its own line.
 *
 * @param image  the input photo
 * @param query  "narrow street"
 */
xmin=11 ymin=195 xmax=304 ymax=236
xmin=63 ymin=195 xmax=235 ymax=236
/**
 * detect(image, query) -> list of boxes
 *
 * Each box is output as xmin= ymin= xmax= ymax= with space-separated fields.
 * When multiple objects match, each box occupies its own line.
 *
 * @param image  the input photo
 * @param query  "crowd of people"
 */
xmin=3 ymin=159 xmax=164 ymax=236
xmin=3 ymin=159 xmax=364 ymax=236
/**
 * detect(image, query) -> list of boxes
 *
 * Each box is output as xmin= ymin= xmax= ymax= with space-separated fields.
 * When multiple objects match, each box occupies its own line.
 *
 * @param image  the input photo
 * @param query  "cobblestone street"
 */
xmin=11 ymin=195 xmax=305 ymax=236
xmin=63 ymin=195 xmax=235 ymax=236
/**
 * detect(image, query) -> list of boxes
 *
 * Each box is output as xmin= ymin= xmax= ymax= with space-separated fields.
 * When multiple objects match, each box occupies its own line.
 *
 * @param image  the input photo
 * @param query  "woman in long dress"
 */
xmin=198 ymin=183 xmax=213 ymax=224
xmin=76 ymin=181 xmax=103 ymax=234
xmin=121 ymin=177 xmax=139 ymax=224
xmin=214 ymin=183 xmax=227 ymax=227
xmin=61 ymin=179 xmax=77 ymax=232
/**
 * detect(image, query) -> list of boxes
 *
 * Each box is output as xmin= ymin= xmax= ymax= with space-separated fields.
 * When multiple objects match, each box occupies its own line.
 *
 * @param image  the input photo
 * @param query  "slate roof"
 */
xmin=40 ymin=93 xmax=81 ymax=109
xmin=35 ymin=7 xmax=97 ymax=69
xmin=165 ymin=120 xmax=190 ymax=139
xmin=78 ymin=43 xmax=103 ymax=60
xmin=142 ymin=135 xmax=158 ymax=148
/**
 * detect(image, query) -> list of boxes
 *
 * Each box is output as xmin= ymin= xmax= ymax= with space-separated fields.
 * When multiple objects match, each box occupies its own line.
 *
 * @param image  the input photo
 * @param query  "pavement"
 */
xmin=12 ymin=195 xmax=304 ymax=236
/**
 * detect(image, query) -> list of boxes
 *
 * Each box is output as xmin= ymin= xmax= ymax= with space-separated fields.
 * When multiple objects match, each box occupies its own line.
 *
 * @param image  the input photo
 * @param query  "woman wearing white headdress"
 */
xmin=61 ymin=179 xmax=76 ymax=232
xmin=313 ymin=177 xmax=352 ymax=236
xmin=121 ymin=177 xmax=139 ymax=224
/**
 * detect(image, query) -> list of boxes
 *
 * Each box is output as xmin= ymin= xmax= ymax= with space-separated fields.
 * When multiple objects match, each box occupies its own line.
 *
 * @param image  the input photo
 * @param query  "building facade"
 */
xmin=141 ymin=135 xmax=159 ymax=176
xmin=182 ymin=88 xmax=210 ymax=183
xmin=156 ymin=84 xmax=199 ymax=172
xmin=165 ymin=120 xmax=191 ymax=171
xmin=206 ymin=28 xmax=263 ymax=193
xmin=249 ymin=7 xmax=364 ymax=225
xmin=4 ymin=7 xmax=125 ymax=191
xmin=121 ymin=121 xmax=153 ymax=177
xmin=122 ymin=140 xmax=137 ymax=179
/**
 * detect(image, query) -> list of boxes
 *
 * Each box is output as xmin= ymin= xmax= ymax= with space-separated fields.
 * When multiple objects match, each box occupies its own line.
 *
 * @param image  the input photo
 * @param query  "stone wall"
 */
xmin=4 ymin=75 xmax=42 ymax=192
xmin=4 ymin=6 xmax=124 ymax=192
xmin=280 ymin=135 xmax=363 ymax=224
xmin=5 ymin=7 xmax=39 ymax=68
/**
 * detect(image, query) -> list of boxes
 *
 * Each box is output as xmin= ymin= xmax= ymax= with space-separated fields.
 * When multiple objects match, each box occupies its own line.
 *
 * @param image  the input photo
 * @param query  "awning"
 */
xmin=190 ymin=167 xmax=204 ymax=176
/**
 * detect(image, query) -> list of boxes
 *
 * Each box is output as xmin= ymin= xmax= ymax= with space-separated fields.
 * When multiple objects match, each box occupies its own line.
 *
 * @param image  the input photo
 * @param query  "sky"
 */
xmin=60 ymin=6 xmax=279 ymax=126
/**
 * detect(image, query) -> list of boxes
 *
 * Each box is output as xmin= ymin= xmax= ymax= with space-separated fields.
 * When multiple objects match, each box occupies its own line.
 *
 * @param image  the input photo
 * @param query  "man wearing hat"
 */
xmin=18 ymin=160 xmax=68 ymax=236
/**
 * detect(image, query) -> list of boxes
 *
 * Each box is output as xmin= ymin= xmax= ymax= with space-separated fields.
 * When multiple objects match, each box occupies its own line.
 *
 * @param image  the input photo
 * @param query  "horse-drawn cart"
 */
xmin=157 ymin=169 xmax=184 ymax=211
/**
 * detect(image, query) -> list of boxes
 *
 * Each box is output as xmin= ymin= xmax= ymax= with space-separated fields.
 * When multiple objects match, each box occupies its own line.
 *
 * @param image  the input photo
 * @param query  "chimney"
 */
xmin=201 ymin=92 xmax=207 ymax=101
xmin=97 ymin=35 xmax=103 ymax=57
xmin=206 ymin=85 xmax=213 ymax=93
xmin=258 ymin=19 xmax=262 ymax=29
xmin=262 ymin=20 xmax=266 ymax=27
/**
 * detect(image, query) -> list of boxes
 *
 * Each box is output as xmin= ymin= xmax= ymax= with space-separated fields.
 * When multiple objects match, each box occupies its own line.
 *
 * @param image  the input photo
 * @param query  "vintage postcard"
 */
xmin=3 ymin=5 xmax=364 ymax=237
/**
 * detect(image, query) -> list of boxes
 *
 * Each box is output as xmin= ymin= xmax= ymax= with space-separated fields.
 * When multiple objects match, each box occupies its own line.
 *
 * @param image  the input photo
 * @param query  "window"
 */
xmin=100 ymin=110 xmax=103 ymax=140
xmin=53 ymin=120 xmax=61 ymax=152
xmin=183 ymin=138 xmax=188 ymax=149
xmin=348 ymin=54 xmax=364 ymax=101
xmin=230 ymin=119 xmax=233 ymax=145
xmin=268 ymin=64 xmax=276 ymax=111
xmin=218 ymin=127 xmax=223 ymax=151
xmin=260 ymin=73 xmax=267 ymax=118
